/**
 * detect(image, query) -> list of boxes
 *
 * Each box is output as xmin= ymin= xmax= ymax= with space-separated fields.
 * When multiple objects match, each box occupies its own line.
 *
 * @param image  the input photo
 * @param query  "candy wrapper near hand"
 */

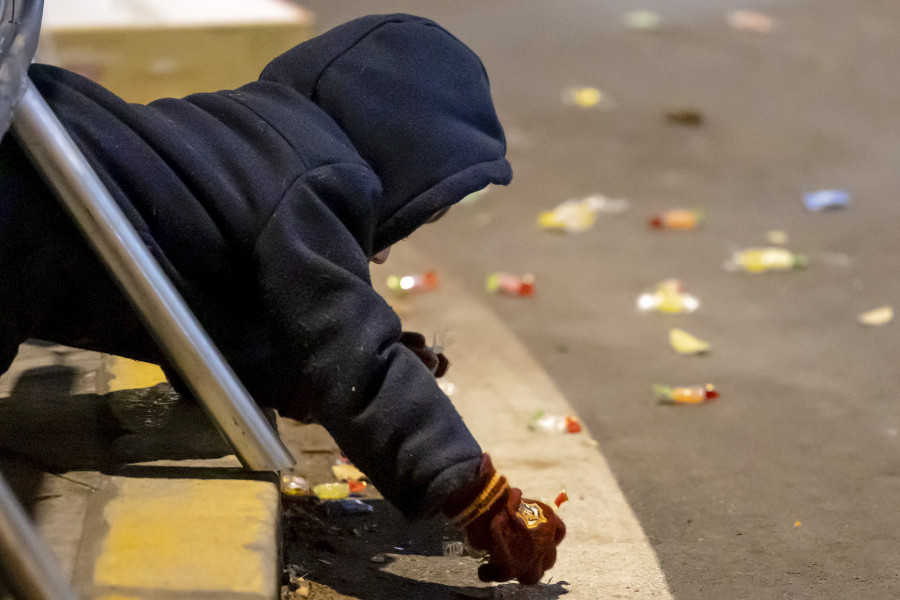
xmin=399 ymin=331 xmax=449 ymax=377
xmin=443 ymin=454 xmax=566 ymax=585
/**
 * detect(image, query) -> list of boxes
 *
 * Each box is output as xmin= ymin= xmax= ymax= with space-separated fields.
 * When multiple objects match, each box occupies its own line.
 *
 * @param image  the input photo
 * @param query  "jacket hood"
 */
xmin=260 ymin=14 xmax=512 ymax=252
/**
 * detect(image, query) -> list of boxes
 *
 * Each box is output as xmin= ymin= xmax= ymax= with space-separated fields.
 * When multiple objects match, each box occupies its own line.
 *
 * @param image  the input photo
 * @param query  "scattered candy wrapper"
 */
xmin=460 ymin=185 xmax=491 ymax=205
xmin=554 ymin=490 xmax=569 ymax=509
xmin=313 ymin=482 xmax=350 ymax=500
xmin=539 ymin=194 xmax=630 ymax=233
xmin=767 ymin=230 xmax=789 ymax=245
xmin=637 ymin=279 xmax=700 ymax=313
xmin=804 ymin=189 xmax=850 ymax=211
xmin=430 ymin=328 xmax=454 ymax=355
xmin=587 ymin=194 xmax=631 ymax=215
xmin=281 ymin=474 xmax=311 ymax=497
xmin=625 ymin=10 xmax=661 ymax=30
xmin=858 ymin=306 xmax=893 ymax=327
xmin=529 ymin=410 xmax=582 ymax=434
xmin=442 ymin=541 xmax=466 ymax=557
xmin=323 ymin=498 xmax=374 ymax=517
xmin=437 ymin=380 xmax=456 ymax=397
xmin=560 ymin=86 xmax=613 ymax=109
xmin=486 ymin=272 xmax=535 ymax=297
xmin=649 ymin=208 xmax=704 ymax=230
xmin=540 ymin=200 xmax=596 ymax=233
xmin=664 ymin=109 xmax=704 ymax=127
xmin=332 ymin=464 xmax=367 ymax=482
xmin=669 ymin=328 xmax=711 ymax=355
xmin=386 ymin=270 xmax=439 ymax=295
xmin=728 ymin=10 xmax=775 ymax=33
xmin=724 ymin=247 xmax=808 ymax=273
xmin=348 ymin=480 xmax=368 ymax=494
xmin=654 ymin=383 xmax=719 ymax=405
xmin=462 ymin=537 xmax=488 ymax=560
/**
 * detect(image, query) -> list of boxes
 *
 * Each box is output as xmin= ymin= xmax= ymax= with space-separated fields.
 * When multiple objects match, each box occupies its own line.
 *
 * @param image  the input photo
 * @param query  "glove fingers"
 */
xmin=399 ymin=331 xmax=427 ymax=349
xmin=518 ymin=561 xmax=545 ymax=586
xmin=478 ymin=562 xmax=513 ymax=583
xmin=418 ymin=349 xmax=439 ymax=372
xmin=434 ymin=353 xmax=449 ymax=377
xmin=554 ymin=517 xmax=567 ymax=544
xmin=542 ymin=545 xmax=558 ymax=572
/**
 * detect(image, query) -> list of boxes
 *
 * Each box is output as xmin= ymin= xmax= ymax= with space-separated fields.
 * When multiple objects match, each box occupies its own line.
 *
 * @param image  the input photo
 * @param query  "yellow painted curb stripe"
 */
xmin=95 ymin=478 xmax=278 ymax=595
xmin=105 ymin=356 xmax=167 ymax=392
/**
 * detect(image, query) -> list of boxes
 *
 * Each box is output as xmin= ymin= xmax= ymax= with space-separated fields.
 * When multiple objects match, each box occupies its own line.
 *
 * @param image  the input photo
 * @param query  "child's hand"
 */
xmin=443 ymin=455 xmax=566 ymax=585
xmin=465 ymin=487 xmax=565 ymax=584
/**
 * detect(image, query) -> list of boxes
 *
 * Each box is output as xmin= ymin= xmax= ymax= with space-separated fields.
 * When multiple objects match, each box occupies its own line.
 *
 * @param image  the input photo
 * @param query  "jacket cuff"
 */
xmin=441 ymin=453 xmax=509 ymax=528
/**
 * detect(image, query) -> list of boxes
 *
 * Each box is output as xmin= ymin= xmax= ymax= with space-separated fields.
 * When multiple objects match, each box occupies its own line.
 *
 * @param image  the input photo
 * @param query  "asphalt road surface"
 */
xmin=301 ymin=2 xmax=900 ymax=598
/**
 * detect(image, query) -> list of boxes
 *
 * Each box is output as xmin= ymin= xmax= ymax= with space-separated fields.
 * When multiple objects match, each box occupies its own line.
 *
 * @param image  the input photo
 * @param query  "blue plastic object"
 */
xmin=323 ymin=499 xmax=374 ymax=517
xmin=804 ymin=190 xmax=850 ymax=211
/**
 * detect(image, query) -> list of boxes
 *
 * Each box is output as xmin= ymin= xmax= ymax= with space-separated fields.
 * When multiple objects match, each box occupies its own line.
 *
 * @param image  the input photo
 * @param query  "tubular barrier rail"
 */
xmin=0 ymin=1 xmax=295 ymax=597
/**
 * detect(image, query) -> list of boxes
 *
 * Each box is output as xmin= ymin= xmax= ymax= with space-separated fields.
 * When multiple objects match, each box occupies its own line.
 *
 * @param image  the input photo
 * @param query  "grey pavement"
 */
xmin=0 ymin=344 xmax=281 ymax=599
xmin=4 ymin=1 xmax=900 ymax=598
xmin=304 ymin=1 xmax=900 ymax=598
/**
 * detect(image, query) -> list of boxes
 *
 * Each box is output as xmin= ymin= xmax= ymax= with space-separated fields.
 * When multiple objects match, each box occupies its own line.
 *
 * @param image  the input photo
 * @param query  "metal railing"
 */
xmin=1 ymin=1 xmax=297 ymax=597
xmin=10 ymin=79 xmax=296 ymax=473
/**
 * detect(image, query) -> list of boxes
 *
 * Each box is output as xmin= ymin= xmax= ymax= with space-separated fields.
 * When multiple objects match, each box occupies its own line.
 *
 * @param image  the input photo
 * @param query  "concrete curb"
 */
xmin=0 ymin=347 xmax=282 ymax=600
xmin=372 ymin=241 xmax=674 ymax=599
xmin=3 ymin=235 xmax=673 ymax=599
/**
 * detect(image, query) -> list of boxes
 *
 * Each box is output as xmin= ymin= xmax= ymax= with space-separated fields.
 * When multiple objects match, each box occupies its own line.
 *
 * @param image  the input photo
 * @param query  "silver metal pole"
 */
xmin=0 ymin=473 xmax=80 ymax=600
xmin=0 ymin=0 xmax=43 ymax=140
xmin=11 ymin=80 xmax=295 ymax=472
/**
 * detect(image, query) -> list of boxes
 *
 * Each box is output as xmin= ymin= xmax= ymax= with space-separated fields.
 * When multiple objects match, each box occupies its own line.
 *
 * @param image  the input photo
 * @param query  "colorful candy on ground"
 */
xmin=560 ymin=86 xmax=608 ymax=108
xmin=538 ymin=194 xmax=629 ymax=233
xmin=766 ymin=230 xmax=789 ymax=245
xmin=654 ymin=383 xmax=719 ymax=404
xmin=486 ymin=272 xmax=535 ymax=297
xmin=437 ymin=380 xmax=456 ymax=397
xmin=348 ymin=480 xmax=368 ymax=494
xmin=858 ymin=306 xmax=893 ymax=327
xmin=728 ymin=10 xmax=775 ymax=33
xmin=460 ymin=186 xmax=490 ymax=205
xmin=332 ymin=463 xmax=366 ymax=482
xmin=669 ymin=328 xmax=711 ymax=354
xmin=804 ymin=189 xmax=850 ymax=211
xmin=724 ymin=247 xmax=808 ymax=273
xmin=312 ymin=482 xmax=351 ymax=500
xmin=280 ymin=474 xmax=311 ymax=497
xmin=637 ymin=279 xmax=700 ymax=313
xmin=330 ymin=462 xmax=368 ymax=494
xmin=386 ymin=270 xmax=439 ymax=294
xmin=529 ymin=410 xmax=582 ymax=433
xmin=649 ymin=208 xmax=704 ymax=230
xmin=554 ymin=490 xmax=569 ymax=509
xmin=625 ymin=10 xmax=661 ymax=30
xmin=323 ymin=499 xmax=374 ymax=517
xmin=442 ymin=541 xmax=466 ymax=557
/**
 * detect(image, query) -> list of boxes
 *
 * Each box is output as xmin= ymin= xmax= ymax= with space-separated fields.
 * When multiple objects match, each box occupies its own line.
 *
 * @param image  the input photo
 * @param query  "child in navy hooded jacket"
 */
xmin=0 ymin=14 xmax=564 ymax=583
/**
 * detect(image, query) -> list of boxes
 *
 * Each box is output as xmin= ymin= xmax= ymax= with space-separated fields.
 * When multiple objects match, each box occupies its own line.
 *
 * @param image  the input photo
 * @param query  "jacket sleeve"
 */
xmin=253 ymin=162 xmax=482 ymax=518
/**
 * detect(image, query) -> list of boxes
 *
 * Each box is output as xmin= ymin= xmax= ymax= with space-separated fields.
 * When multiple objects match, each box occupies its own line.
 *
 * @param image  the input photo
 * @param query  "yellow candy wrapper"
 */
xmin=669 ymin=328 xmax=711 ymax=355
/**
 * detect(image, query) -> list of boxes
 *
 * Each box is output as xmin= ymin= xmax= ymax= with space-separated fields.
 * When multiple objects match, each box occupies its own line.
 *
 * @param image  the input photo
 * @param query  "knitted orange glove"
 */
xmin=442 ymin=454 xmax=566 ymax=585
xmin=399 ymin=331 xmax=449 ymax=377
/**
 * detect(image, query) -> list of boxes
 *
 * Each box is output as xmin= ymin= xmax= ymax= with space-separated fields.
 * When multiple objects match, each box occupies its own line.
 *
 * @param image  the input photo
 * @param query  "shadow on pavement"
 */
xmin=0 ymin=365 xmax=231 ymax=475
xmin=283 ymin=497 xmax=569 ymax=600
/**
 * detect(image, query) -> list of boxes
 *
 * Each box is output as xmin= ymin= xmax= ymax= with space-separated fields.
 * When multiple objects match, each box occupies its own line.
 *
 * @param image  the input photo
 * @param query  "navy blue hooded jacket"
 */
xmin=0 ymin=14 xmax=512 ymax=517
